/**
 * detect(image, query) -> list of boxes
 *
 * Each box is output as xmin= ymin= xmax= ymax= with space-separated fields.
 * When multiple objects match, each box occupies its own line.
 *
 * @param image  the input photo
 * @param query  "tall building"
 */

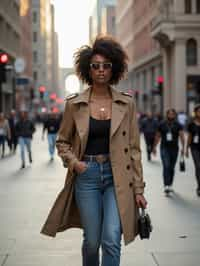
xmin=16 ymin=0 xmax=33 ymax=112
xmin=20 ymin=0 xmax=32 ymax=79
xmin=51 ymin=4 xmax=59 ymax=97
xmin=89 ymin=0 xmax=116 ymax=44
xmin=31 ymin=0 xmax=59 ymax=111
xmin=31 ymin=0 xmax=48 ymax=96
xmin=116 ymin=0 xmax=200 ymax=114
xmin=45 ymin=1 xmax=53 ymax=95
xmin=0 ymin=0 xmax=20 ymax=113
xmin=101 ymin=5 xmax=116 ymax=37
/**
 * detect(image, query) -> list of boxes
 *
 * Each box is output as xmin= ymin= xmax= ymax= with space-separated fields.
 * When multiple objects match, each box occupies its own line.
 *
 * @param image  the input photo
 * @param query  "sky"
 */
xmin=51 ymin=0 xmax=95 ymax=68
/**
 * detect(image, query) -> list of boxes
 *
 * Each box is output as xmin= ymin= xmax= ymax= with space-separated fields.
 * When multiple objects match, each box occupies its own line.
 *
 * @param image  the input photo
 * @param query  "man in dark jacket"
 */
xmin=15 ymin=111 xmax=35 ymax=169
xmin=153 ymin=109 xmax=185 ymax=195
xmin=141 ymin=112 xmax=158 ymax=161
xmin=42 ymin=111 xmax=60 ymax=161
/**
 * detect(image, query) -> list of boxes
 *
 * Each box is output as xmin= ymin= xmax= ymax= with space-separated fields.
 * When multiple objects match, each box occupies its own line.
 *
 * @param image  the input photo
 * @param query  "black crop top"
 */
xmin=84 ymin=116 xmax=111 ymax=155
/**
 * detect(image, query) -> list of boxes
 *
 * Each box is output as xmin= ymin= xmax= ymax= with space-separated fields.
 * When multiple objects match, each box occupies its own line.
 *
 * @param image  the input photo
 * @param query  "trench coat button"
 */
xmin=129 ymin=182 xmax=133 ymax=187
xmin=126 ymin=165 xmax=130 ymax=170
xmin=124 ymin=148 xmax=128 ymax=153
xmin=122 ymin=131 xmax=126 ymax=136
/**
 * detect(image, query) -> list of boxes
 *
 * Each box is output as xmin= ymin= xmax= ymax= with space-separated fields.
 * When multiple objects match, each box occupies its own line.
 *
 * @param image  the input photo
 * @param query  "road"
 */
xmin=0 ymin=125 xmax=200 ymax=266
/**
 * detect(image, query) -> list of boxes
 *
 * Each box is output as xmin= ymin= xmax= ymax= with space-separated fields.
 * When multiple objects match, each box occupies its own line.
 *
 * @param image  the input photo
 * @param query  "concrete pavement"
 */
xmin=0 ymin=125 xmax=200 ymax=266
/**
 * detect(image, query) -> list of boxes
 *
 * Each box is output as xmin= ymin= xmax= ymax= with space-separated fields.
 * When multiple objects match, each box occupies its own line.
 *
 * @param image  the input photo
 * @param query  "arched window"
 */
xmin=186 ymin=39 xmax=198 ymax=66
xmin=185 ymin=0 xmax=192 ymax=13
xmin=197 ymin=0 xmax=200 ymax=13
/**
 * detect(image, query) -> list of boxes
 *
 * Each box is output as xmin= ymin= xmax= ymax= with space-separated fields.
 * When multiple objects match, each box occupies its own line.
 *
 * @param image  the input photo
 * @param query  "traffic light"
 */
xmin=38 ymin=86 xmax=46 ymax=100
xmin=0 ymin=53 xmax=9 ymax=83
xmin=40 ymin=91 xmax=44 ymax=99
xmin=157 ymin=76 xmax=164 ymax=95
xmin=158 ymin=81 xmax=163 ymax=94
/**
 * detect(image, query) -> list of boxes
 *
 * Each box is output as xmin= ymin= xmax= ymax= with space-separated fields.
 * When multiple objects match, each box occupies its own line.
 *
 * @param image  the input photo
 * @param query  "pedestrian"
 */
xmin=42 ymin=111 xmax=60 ymax=161
xmin=140 ymin=111 xmax=158 ymax=161
xmin=153 ymin=108 xmax=185 ymax=195
xmin=0 ymin=112 xmax=11 ymax=158
xmin=186 ymin=104 xmax=200 ymax=196
xmin=41 ymin=35 xmax=147 ymax=266
xmin=15 ymin=111 xmax=35 ymax=169
xmin=8 ymin=109 xmax=18 ymax=153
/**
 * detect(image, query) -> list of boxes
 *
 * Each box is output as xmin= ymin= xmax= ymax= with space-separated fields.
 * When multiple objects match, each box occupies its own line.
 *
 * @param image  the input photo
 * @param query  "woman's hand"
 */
xmin=74 ymin=161 xmax=88 ymax=174
xmin=135 ymin=194 xmax=148 ymax=209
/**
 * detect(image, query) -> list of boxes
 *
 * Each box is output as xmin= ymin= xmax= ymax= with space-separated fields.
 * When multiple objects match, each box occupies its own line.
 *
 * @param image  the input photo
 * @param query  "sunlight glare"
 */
xmin=65 ymin=75 xmax=80 ymax=95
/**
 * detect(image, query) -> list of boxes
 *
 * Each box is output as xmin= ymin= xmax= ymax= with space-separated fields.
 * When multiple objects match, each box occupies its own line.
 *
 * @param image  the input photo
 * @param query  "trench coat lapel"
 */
xmin=72 ymin=88 xmax=90 ymax=156
xmin=110 ymin=87 xmax=129 ymax=138
xmin=110 ymin=102 xmax=126 ymax=138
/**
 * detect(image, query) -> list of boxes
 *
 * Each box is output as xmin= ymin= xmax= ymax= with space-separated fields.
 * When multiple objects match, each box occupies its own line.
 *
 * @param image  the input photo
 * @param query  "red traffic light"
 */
xmin=52 ymin=107 xmax=59 ymax=113
xmin=56 ymin=98 xmax=64 ymax=104
xmin=50 ymin=93 xmax=57 ymax=100
xmin=0 ymin=53 xmax=8 ymax=64
xmin=157 ymin=76 xmax=164 ymax=83
xmin=39 ymin=86 xmax=46 ymax=92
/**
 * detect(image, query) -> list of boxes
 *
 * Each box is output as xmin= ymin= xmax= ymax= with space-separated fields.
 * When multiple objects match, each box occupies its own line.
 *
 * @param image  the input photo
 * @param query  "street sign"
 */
xmin=14 ymin=58 xmax=26 ymax=73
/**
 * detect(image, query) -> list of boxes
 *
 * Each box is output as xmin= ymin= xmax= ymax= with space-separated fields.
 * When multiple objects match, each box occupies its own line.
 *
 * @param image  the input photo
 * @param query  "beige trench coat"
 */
xmin=41 ymin=86 xmax=145 ymax=245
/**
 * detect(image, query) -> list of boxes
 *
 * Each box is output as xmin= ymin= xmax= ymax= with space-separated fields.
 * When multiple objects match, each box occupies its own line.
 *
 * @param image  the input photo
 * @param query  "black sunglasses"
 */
xmin=90 ymin=62 xmax=112 ymax=70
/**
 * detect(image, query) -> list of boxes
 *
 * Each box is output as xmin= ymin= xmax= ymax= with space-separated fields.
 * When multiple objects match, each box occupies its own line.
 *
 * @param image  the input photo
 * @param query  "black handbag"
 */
xmin=138 ymin=208 xmax=153 ymax=239
xmin=179 ymin=155 xmax=185 ymax=172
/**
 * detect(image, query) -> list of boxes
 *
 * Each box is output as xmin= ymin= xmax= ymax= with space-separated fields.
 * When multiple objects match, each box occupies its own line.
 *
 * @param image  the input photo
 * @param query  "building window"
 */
xmin=33 ymin=31 xmax=37 ymax=42
xmin=185 ymin=0 xmax=192 ymax=13
xmin=197 ymin=0 xmax=200 ymax=13
xmin=33 ymin=11 xmax=37 ymax=23
xmin=33 ymin=51 xmax=38 ymax=63
xmin=33 ymin=71 xmax=37 ymax=81
xmin=186 ymin=39 xmax=198 ymax=66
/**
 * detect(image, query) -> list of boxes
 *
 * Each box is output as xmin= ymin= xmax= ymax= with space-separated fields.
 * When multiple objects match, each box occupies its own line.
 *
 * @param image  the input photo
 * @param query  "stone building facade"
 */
xmin=0 ymin=0 xmax=20 ymax=113
xmin=116 ymin=0 xmax=200 ymax=115
xmin=16 ymin=0 xmax=33 ymax=112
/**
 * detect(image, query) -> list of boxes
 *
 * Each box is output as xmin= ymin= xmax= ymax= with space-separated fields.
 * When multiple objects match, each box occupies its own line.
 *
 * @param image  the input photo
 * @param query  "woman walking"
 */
xmin=41 ymin=36 xmax=147 ymax=266
xmin=0 ymin=112 xmax=11 ymax=158
xmin=186 ymin=104 xmax=200 ymax=196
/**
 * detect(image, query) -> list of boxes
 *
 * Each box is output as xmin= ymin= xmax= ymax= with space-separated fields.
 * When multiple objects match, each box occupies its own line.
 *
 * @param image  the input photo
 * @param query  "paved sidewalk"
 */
xmin=0 ymin=125 xmax=200 ymax=266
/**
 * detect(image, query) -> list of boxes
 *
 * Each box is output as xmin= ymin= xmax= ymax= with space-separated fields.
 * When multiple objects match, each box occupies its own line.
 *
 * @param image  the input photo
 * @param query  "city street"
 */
xmin=0 ymin=125 xmax=200 ymax=266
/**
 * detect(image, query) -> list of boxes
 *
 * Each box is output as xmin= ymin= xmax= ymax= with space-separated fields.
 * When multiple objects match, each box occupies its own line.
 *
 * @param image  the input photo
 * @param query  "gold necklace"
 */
xmin=90 ymin=100 xmax=107 ymax=111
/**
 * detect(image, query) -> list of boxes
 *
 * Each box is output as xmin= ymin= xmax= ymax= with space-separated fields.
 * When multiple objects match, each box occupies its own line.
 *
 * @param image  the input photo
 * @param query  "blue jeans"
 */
xmin=75 ymin=160 xmax=122 ymax=266
xmin=47 ymin=133 xmax=57 ymax=157
xmin=160 ymin=146 xmax=178 ymax=186
xmin=18 ymin=137 xmax=31 ymax=163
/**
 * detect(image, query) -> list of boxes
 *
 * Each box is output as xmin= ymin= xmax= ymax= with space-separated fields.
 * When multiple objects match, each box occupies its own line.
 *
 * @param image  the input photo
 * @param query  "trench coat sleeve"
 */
xmin=56 ymin=101 xmax=79 ymax=172
xmin=129 ymin=100 xmax=145 ymax=194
